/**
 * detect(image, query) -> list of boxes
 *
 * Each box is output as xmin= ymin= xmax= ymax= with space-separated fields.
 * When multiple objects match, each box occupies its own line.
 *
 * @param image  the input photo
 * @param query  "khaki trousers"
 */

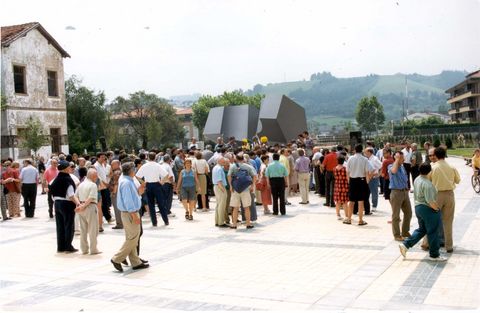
xmin=389 ymin=189 xmax=412 ymax=238
xmin=214 ymin=185 xmax=227 ymax=225
xmin=422 ymin=190 xmax=455 ymax=250
xmin=112 ymin=211 xmax=141 ymax=267
xmin=77 ymin=203 xmax=99 ymax=254
xmin=438 ymin=190 xmax=455 ymax=250
xmin=298 ymin=172 xmax=310 ymax=203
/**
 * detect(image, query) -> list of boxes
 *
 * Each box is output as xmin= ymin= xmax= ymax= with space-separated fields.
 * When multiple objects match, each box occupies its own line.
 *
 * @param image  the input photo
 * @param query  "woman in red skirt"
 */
xmin=333 ymin=156 xmax=349 ymax=220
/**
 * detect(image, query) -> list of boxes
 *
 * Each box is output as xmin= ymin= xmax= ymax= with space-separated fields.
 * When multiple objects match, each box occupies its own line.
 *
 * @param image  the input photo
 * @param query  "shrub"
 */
xmin=445 ymin=137 xmax=453 ymax=149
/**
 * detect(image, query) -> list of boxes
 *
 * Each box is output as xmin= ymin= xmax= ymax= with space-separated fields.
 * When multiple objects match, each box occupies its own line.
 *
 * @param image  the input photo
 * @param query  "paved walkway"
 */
xmin=1 ymin=157 xmax=479 ymax=311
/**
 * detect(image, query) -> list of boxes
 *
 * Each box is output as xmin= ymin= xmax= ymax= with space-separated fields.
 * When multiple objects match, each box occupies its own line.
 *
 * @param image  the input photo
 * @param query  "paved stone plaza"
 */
xmin=1 ymin=156 xmax=479 ymax=311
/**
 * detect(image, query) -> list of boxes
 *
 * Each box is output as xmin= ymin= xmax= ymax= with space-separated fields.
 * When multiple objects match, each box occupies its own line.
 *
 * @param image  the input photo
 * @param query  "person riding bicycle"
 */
xmin=472 ymin=148 xmax=480 ymax=176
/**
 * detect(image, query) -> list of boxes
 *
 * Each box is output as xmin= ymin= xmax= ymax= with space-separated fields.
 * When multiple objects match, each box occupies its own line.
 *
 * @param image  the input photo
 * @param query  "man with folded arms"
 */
xmin=111 ymin=162 xmax=149 ymax=272
xmin=75 ymin=168 xmax=101 ymax=255
xmin=429 ymin=147 xmax=460 ymax=253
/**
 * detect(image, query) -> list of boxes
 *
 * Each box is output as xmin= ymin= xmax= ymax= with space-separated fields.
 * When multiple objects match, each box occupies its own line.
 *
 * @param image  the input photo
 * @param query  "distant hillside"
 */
xmin=246 ymin=70 xmax=467 ymax=123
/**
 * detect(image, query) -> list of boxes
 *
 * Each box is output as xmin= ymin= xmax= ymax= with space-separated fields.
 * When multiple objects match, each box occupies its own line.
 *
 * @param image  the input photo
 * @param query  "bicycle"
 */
xmin=472 ymin=170 xmax=480 ymax=193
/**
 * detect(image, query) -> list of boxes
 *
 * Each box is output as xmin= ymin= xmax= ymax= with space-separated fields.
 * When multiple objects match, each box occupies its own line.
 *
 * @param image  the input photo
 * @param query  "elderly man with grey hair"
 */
xmin=111 ymin=162 xmax=148 ymax=272
xmin=213 ymin=157 xmax=229 ymax=227
xmin=75 ymin=168 xmax=101 ymax=255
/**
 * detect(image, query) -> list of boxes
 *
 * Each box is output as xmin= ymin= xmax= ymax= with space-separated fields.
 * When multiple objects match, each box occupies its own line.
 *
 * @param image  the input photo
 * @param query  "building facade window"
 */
xmin=13 ymin=65 xmax=27 ymax=94
xmin=47 ymin=70 xmax=59 ymax=97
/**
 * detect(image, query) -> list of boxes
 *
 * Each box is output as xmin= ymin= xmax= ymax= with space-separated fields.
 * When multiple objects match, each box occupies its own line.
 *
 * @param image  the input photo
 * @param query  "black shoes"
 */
xmin=218 ymin=224 xmax=230 ymax=228
xmin=122 ymin=258 xmax=148 ymax=266
xmin=112 ymin=226 xmax=123 ymax=229
xmin=111 ymin=259 xmax=123 ymax=272
xmin=132 ymin=263 xmax=150 ymax=270
xmin=65 ymin=248 xmax=78 ymax=254
xmin=246 ymin=225 xmax=254 ymax=229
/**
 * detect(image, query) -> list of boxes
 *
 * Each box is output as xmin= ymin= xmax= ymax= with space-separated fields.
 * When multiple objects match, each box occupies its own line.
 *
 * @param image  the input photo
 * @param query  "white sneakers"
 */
xmin=399 ymin=243 xmax=408 ymax=258
xmin=399 ymin=243 xmax=447 ymax=262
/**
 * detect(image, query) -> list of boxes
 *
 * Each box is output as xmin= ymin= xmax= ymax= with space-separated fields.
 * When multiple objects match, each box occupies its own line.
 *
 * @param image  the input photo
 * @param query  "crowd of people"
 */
xmin=0 ymin=131 xmax=468 ymax=270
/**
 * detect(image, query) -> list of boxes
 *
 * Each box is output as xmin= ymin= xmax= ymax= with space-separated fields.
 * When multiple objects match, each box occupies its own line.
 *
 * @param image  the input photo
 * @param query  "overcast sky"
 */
xmin=1 ymin=0 xmax=479 ymax=100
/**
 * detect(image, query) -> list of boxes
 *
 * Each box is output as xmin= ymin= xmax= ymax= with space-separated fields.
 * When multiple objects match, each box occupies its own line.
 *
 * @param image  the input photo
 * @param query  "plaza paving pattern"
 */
xmin=1 ymin=157 xmax=479 ymax=311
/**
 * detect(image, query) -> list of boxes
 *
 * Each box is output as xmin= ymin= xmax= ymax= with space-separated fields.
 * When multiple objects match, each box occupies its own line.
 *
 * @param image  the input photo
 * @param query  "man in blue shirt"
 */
xmin=111 ymin=162 xmax=149 ymax=272
xmin=388 ymin=151 xmax=412 ymax=241
xmin=213 ymin=158 xmax=229 ymax=227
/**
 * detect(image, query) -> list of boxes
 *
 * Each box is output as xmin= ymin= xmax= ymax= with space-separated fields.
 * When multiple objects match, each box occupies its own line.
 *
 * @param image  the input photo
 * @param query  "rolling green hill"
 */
xmin=246 ymin=71 xmax=467 ymax=127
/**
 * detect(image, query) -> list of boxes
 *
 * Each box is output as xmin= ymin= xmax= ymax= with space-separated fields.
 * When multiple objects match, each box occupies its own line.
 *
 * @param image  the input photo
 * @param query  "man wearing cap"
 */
xmin=19 ymin=159 xmax=39 ymax=218
xmin=50 ymin=160 xmax=81 ymax=253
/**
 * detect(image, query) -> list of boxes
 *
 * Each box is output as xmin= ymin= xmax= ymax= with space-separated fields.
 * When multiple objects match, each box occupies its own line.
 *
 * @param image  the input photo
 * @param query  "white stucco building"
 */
xmin=1 ymin=22 xmax=70 ymax=160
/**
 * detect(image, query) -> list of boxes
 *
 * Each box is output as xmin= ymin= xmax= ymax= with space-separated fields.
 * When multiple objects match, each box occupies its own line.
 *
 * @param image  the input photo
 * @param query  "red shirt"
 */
xmin=2 ymin=168 xmax=19 ymax=192
xmin=322 ymin=152 xmax=338 ymax=171
xmin=381 ymin=157 xmax=394 ymax=178
xmin=44 ymin=166 xmax=59 ymax=184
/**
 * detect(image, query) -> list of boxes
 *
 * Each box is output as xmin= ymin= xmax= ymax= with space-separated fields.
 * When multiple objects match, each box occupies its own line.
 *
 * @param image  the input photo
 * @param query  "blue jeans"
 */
xmin=161 ymin=183 xmax=174 ymax=214
xmin=368 ymin=177 xmax=379 ymax=208
xmin=146 ymin=182 xmax=168 ymax=226
xmin=404 ymin=204 xmax=442 ymax=258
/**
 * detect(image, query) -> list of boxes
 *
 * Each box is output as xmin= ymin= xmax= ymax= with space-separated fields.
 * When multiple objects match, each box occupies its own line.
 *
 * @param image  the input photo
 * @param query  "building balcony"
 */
xmin=447 ymin=90 xmax=480 ymax=104
xmin=448 ymin=108 xmax=458 ymax=115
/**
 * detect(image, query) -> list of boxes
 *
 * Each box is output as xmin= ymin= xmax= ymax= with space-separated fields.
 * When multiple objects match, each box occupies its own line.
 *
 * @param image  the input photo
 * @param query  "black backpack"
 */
xmin=231 ymin=163 xmax=253 ymax=193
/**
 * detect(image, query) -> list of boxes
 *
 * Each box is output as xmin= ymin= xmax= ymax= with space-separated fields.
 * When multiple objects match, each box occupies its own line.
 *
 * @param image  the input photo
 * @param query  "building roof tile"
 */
xmin=1 ymin=22 xmax=70 ymax=58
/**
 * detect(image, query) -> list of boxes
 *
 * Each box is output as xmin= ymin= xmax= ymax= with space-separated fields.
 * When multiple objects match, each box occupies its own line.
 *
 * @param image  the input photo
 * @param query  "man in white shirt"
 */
xmin=365 ymin=147 xmax=382 ymax=211
xmin=312 ymin=147 xmax=323 ymax=195
xmin=94 ymin=152 xmax=114 ymax=227
xmin=401 ymin=142 xmax=413 ymax=189
xmin=345 ymin=144 xmax=370 ymax=226
xmin=136 ymin=152 xmax=169 ymax=226
xmin=160 ymin=154 xmax=175 ymax=217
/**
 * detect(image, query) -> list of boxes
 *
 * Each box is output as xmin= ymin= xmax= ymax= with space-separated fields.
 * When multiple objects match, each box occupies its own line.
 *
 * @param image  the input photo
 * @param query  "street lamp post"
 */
xmin=92 ymin=121 xmax=97 ymax=154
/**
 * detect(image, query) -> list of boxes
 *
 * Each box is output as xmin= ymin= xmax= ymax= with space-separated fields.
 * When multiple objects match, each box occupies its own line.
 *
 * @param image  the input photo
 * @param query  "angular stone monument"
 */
xmin=203 ymin=105 xmax=259 ymax=142
xmin=203 ymin=95 xmax=306 ymax=144
xmin=256 ymin=95 xmax=307 ymax=144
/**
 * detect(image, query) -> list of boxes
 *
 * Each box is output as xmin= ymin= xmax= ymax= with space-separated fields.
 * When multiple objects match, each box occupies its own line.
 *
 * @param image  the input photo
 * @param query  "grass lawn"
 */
xmin=447 ymin=148 xmax=476 ymax=158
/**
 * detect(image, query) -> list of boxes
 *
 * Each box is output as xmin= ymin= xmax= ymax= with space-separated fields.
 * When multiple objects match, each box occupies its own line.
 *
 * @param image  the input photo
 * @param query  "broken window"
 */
xmin=47 ymin=70 xmax=58 ymax=97
xmin=13 ymin=65 xmax=27 ymax=94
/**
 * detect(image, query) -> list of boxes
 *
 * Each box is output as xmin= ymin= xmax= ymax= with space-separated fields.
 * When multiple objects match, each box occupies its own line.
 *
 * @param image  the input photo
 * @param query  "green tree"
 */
xmin=111 ymin=91 xmax=184 ymax=149
xmin=192 ymin=91 xmax=264 ymax=138
xmin=419 ymin=116 xmax=444 ymax=126
xmin=20 ymin=116 xmax=49 ymax=157
xmin=66 ymin=76 xmax=109 ymax=154
xmin=355 ymin=96 xmax=385 ymax=137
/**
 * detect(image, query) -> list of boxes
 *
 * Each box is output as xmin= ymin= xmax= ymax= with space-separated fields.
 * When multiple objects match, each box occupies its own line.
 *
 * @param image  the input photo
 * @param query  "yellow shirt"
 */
xmin=429 ymin=159 xmax=460 ymax=191
xmin=472 ymin=155 xmax=480 ymax=170
xmin=279 ymin=155 xmax=290 ymax=176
